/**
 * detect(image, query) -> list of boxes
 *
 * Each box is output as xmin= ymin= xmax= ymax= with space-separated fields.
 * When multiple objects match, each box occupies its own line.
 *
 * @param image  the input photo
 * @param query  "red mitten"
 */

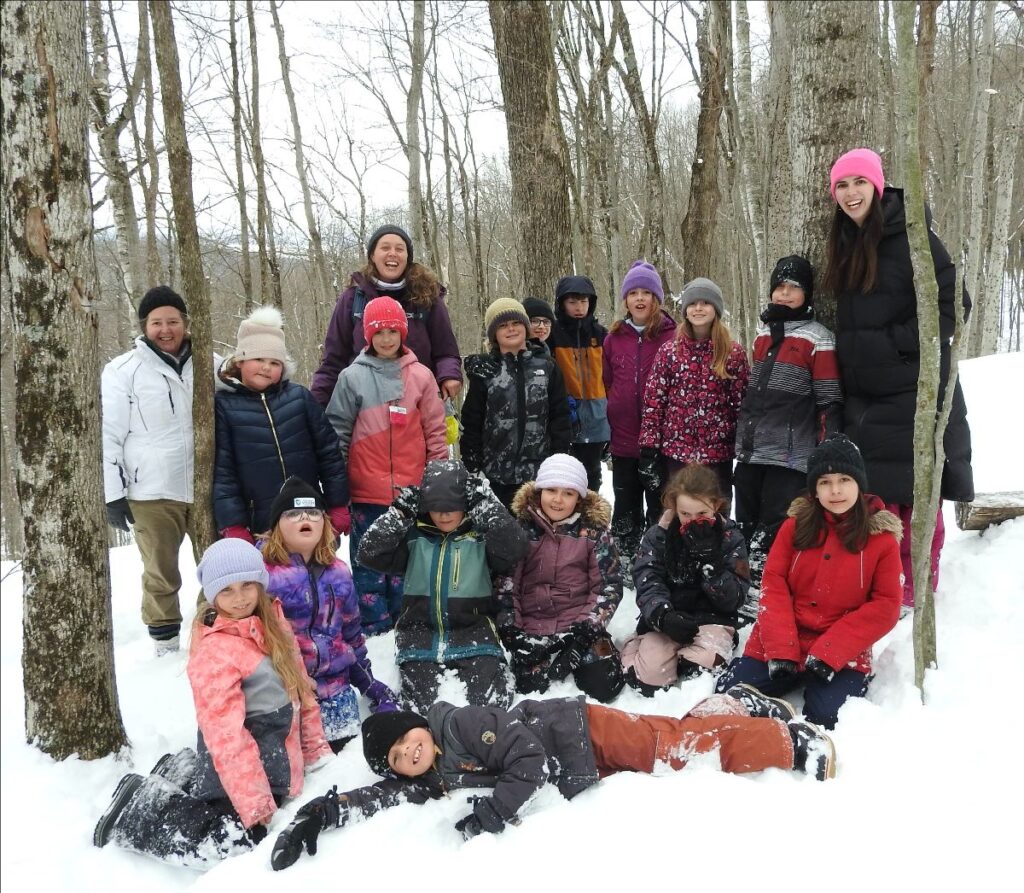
xmin=328 ymin=506 xmax=351 ymax=537
xmin=221 ymin=525 xmax=255 ymax=544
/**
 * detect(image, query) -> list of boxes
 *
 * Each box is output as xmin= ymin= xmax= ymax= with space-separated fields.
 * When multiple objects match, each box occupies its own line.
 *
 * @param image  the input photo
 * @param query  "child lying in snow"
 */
xmin=270 ymin=685 xmax=835 ymax=870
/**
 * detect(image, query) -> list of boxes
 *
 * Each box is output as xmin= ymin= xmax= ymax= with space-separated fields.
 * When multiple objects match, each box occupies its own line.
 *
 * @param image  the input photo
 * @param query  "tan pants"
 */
xmin=129 ymin=499 xmax=191 ymax=632
xmin=586 ymin=695 xmax=793 ymax=776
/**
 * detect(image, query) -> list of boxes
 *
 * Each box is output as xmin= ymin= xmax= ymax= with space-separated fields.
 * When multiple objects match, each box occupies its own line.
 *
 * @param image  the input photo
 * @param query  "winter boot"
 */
xmin=789 ymin=721 xmax=836 ymax=781
xmin=726 ymin=683 xmax=797 ymax=721
xmin=154 ymin=634 xmax=180 ymax=657
xmin=149 ymin=747 xmax=197 ymax=789
xmin=94 ymin=773 xmax=144 ymax=847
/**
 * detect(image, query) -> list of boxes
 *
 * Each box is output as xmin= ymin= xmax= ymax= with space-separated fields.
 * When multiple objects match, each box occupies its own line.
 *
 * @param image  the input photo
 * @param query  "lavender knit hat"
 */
xmin=535 ymin=453 xmax=589 ymax=499
xmin=197 ymin=538 xmax=269 ymax=601
xmin=620 ymin=260 xmax=664 ymax=302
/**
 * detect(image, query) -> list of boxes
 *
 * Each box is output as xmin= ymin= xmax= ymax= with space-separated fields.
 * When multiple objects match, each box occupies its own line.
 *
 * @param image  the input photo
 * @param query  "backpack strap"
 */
xmin=351 ymin=288 xmax=368 ymax=320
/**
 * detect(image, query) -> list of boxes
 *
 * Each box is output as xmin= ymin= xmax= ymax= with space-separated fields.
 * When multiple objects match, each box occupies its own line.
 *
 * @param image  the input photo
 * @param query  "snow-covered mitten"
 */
xmin=270 ymin=786 xmax=346 ymax=871
xmin=804 ymin=655 xmax=835 ymax=684
xmin=681 ymin=516 xmax=725 ymax=575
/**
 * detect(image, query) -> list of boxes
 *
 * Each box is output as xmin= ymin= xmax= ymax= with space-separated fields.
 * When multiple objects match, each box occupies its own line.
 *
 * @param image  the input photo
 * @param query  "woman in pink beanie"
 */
xmin=822 ymin=148 xmax=973 ymax=612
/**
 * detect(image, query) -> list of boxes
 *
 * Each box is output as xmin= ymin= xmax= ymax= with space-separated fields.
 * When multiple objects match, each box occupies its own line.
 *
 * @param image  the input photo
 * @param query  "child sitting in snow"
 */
xmin=261 ymin=477 xmax=398 ymax=754
xmin=623 ymin=462 xmax=751 ymax=695
xmin=270 ymin=685 xmax=836 ymax=871
xmin=356 ymin=459 xmax=528 ymax=713
xmin=715 ymin=434 xmax=902 ymax=729
xmin=495 ymin=453 xmax=625 ymax=703
xmin=93 ymin=539 xmax=331 ymax=869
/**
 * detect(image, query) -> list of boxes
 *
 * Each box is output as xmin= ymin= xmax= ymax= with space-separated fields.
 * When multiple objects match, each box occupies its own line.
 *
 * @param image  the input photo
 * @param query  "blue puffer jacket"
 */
xmin=214 ymin=364 xmax=349 ymax=533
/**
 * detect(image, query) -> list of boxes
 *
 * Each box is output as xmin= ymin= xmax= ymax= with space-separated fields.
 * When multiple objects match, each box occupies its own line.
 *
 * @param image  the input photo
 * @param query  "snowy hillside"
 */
xmin=2 ymin=352 xmax=1023 ymax=892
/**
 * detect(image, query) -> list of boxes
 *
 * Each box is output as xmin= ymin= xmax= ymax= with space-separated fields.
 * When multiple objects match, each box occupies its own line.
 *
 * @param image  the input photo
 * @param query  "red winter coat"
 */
xmin=744 ymin=496 xmax=902 ymax=674
xmin=639 ymin=334 xmax=750 ymax=464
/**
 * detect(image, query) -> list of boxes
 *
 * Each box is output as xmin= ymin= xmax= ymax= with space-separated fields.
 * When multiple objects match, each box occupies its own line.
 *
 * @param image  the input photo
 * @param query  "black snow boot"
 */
xmin=94 ymin=773 xmax=144 ymax=847
xmin=789 ymin=721 xmax=836 ymax=781
xmin=726 ymin=683 xmax=797 ymax=721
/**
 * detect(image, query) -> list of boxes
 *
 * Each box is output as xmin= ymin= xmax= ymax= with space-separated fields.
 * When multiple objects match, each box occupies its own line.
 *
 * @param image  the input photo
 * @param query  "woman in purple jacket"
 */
xmin=310 ymin=225 xmax=463 ymax=406
xmin=602 ymin=261 xmax=676 ymax=567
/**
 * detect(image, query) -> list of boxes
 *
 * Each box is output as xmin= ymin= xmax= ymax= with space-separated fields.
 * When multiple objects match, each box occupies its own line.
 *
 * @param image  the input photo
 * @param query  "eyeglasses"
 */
xmin=529 ymin=318 xmax=552 ymax=328
xmin=281 ymin=508 xmax=324 ymax=522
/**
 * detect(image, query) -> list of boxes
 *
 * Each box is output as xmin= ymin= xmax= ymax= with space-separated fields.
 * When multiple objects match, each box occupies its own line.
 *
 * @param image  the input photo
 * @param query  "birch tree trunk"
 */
xmin=406 ymin=0 xmax=426 ymax=251
xmin=1 ymin=0 xmax=128 ymax=759
xmin=732 ymin=0 xmax=764 ymax=289
xmin=489 ymin=0 xmax=574 ymax=297
xmin=246 ymin=0 xmax=274 ymax=307
xmin=150 ymin=0 xmax=216 ymax=557
xmin=229 ymin=0 xmax=253 ymax=311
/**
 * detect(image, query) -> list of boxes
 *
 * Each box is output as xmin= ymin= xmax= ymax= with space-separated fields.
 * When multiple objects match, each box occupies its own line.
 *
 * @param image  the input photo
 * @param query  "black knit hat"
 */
xmin=268 ymin=476 xmax=326 ymax=530
xmin=770 ymin=255 xmax=814 ymax=306
xmin=367 ymin=224 xmax=414 ymax=266
xmin=522 ymin=296 xmax=555 ymax=324
xmin=806 ymin=434 xmax=868 ymax=493
xmin=419 ymin=460 xmax=469 ymax=513
xmin=555 ymin=275 xmax=597 ymax=304
xmin=138 ymin=285 xmax=188 ymax=321
xmin=362 ymin=710 xmax=430 ymax=776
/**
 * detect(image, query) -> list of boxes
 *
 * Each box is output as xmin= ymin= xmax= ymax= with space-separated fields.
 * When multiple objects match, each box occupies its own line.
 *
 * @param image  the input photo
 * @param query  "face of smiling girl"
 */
xmin=388 ymin=726 xmax=435 ymax=777
xmin=833 ymin=175 xmax=875 ymax=226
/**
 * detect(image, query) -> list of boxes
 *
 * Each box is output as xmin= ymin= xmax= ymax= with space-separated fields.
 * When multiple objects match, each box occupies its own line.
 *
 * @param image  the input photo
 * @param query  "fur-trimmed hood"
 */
xmin=510 ymin=481 xmax=612 ymax=529
xmin=787 ymin=493 xmax=903 ymax=541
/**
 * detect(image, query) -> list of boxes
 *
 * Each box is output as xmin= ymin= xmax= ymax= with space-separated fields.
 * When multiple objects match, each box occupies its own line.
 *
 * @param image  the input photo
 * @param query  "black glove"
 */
xmin=638 ymin=448 xmax=662 ymax=493
xmin=653 ymin=605 xmax=699 ymax=646
xmin=465 ymin=472 xmax=491 ymax=514
xmin=804 ymin=655 xmax=835 ymax=684
xmin=547 ymin=622 xmax=601 ymax=681
xmin=392 ymin=485 xmax=421 ymax=519
xmin=504 ymin=629 xmax=552 ymax=667
xmin=106 ymin=497 xmax=134 ymax=532
xmin=681 ymin=516 xmax=725 ymax=575
xmin=767 ymin=658 xmax=799 ymax=683
xmin=457 ymin=797 xmax=506 ymax=839
xmin=270 ymin=787 xmax=344 ymax=872
xmin=455 ymin=813 xmax=485 ymax=841
xmin=248 ymin=822 xmax=268 ymax=846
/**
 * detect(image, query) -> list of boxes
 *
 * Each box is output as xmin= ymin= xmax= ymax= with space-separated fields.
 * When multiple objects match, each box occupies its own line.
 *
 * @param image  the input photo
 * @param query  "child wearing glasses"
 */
xmin=261 ymin=477 xmax=398 ymax=753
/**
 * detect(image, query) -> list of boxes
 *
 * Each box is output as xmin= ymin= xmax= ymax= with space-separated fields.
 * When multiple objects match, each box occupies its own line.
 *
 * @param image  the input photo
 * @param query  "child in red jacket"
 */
xmin=715 ymin=434 xmax=902 ymax=728
xmin=93 ymin=539 xmax=331 ymax=869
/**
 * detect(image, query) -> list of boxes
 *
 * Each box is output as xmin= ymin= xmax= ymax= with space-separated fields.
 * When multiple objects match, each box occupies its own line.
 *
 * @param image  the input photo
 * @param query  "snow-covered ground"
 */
xmin=2 ymin=353 xmax=1023 ymax=892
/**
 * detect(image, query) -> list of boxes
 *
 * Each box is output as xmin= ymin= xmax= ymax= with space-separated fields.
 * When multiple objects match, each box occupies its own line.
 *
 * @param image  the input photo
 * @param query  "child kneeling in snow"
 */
xmin=495 ymin=453 xmax=625 ymax=702
xmin=715 ymin=434 xmax=902 ymax=728
xmin=93 ymin=539 xmax=332 ymax=869
xmin=356 ymin=459 xmax=528 ymax=713
xmin=261 ymin=477 xmax=398 ymax=754
xmin=270 ymin=685 xmax=835 ymax=871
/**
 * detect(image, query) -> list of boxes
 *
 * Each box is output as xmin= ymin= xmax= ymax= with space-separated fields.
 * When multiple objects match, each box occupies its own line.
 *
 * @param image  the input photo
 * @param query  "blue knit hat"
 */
xmin=197 ymin=539 xmax=269 ymax=601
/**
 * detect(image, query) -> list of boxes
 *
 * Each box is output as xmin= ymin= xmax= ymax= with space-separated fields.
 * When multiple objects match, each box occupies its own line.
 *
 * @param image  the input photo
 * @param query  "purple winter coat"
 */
xmin=310 ymin=272 xmax=463 ymax=406
xmin=265 ymin=553 xmax=380 ymax=701
xmin=602 ymin=314 xmax=677 ymax=458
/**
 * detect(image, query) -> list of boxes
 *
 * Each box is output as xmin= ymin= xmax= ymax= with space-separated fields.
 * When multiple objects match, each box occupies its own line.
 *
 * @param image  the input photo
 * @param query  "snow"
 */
xmin=957 ymin=352 xmax=1024 ymax=492
xmin=4 ymin=357 xmax=1024 ymax=891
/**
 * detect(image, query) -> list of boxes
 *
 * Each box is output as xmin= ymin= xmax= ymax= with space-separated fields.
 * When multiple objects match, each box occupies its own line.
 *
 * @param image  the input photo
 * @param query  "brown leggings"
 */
xmin=586 ymin=694 xmax=794 ymax=776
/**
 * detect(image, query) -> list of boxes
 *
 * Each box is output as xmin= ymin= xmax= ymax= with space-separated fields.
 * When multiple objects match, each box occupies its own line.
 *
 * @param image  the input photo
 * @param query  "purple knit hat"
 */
xmin=620 ymin=260 xmax=664 ymax=302
xmin=830 ymin=148 xmax=885 ymax=200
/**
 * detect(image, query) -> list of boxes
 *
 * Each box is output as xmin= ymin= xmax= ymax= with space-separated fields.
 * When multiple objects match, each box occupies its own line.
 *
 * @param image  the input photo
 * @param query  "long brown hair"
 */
xmin=192 ymin=585 xmax=315 ymax=707
xmin=822 ymin=197 xmax=884 ymax=294
xmin=259 ymin=519 xmax=338 ymax=567
xmin=791 ymin=492 xmax=872 ymax=554
xmin=609 ymin=305 xmax=673 ymax=340
xmin=661 ymin=463 xmax=726 ymax=513
xmin=678 ymin=314 xmax=737 ymax=379
xmin=360 ymin=260 xmax=441 ymax=309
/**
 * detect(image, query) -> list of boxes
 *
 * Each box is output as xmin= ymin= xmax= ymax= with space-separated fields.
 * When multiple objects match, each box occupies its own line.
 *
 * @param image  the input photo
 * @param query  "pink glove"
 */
xmin=328 ymin=506 xmax=351 ymax=536
xmin=221 ymin=525 xmax=255 ymax=544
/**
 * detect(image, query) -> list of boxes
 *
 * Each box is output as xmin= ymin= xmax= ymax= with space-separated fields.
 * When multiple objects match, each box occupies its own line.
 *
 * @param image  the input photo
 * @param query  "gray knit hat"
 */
xmin=678 ymin=277 xmax=724 ymax=317
xmin=197 ymin=539 xmax=269 ymax=600
xmin=535 ymin=453 xmax=589 ymax=499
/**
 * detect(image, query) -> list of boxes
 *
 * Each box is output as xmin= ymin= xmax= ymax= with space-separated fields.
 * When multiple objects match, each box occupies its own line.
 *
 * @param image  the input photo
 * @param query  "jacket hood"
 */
xmin=510 ymin=481 xmax=612 ymax=529
xmin=353 ymin=347 xmax=420 ymax=372
xmin=881 ymin=187 xmax=935 ymax=238
xmin=786 ymin=493 xmax=903 ymax=540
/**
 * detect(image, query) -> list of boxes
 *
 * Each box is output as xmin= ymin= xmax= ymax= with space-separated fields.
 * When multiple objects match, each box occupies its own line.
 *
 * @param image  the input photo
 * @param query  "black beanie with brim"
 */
xmin=362 ymin=710 xmax=430 ymax=776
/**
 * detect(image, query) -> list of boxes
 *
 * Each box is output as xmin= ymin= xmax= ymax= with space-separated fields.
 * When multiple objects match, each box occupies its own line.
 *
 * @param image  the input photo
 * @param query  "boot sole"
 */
xmin=728 ymin=683 xmax=798 ymax=721
xmin=93 ymin=773 xmax=144 ymax=847
xmin=817 ymin=731 xmax=837 ymax=780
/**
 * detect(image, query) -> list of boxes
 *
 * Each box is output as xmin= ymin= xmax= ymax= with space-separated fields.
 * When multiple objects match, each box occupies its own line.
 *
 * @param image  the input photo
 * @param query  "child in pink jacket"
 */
xmin=93 ymin=539 xmax=331 ymax=869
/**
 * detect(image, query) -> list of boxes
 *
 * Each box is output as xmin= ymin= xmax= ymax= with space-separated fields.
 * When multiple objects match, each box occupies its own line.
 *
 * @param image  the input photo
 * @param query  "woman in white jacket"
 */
xmin=102 ymin=286 xmax=196 ymax=656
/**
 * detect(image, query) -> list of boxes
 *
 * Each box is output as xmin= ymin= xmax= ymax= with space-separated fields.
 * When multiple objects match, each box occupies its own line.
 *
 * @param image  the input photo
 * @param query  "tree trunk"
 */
xmin=406 ymin=0 xmax=426 ymax=251
xmin=245 ymin=0 xmax=274 ymax=307
xmin=149 ymin=0 xmax=216 ymax=558
xmin=764 ymin=0 xmax=881 ymax=329
xmin=732 ymin=0 xmax=765 ymax=290
xmin=229 ymin=0 xmax=253 ymax=312
xmin=489 ymin=0 xmax=574 ymax=297
xmin=138 ymin=1 xmax=162 ymax=286
xmin=1 ymin=0 xmax=128 ymax=759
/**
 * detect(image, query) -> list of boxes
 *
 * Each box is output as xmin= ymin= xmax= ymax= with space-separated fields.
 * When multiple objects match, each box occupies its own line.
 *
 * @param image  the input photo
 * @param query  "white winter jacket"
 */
xmin=102 ymin=338 xmax=197 ymax=504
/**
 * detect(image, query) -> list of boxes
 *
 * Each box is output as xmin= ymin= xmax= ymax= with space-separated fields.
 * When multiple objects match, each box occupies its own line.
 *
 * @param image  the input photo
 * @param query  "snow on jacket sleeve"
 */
xmin=101 ymin=359 xmax=131 ymax=503
xmin=337 ymin=776 xmax=440 ymax=823
xmin=751 ymin=518 xmax=802 ymax=663
xmin=188 ymin=646 xmax=276 ymax=827
xmin=425 ymin=293 xmax=464 ymax=385
xmin=638 ymin=343 xmax=672 ymax=450
xmin=417 ymin=370 xmax=448 ymax=460
xmin=355 ymin=506 xmax=415 ymax=575
xmin=213 ymin=395 xmax=249 ymax=530
xmin=808 ymin=533 xmax=902 ymax=671
xmin=325 ymin=370 xmax=361 ymax=463
xmin=699 ymin=521 xmax=750 ymax=615
xmin=547 ymin=361 xmax=573 ymax=454
xmin=633 ymin=523 xmax=674 ymax=625
xmin=311 ymin=288 xmax=357 ymax=407
xmin=459 ymin=370 xmax=487 ymax=473
xmin=471 ymin=491 xmax=529 ymax=574
xmin=583 ymin=529 xmax=623 ymax=631
xmin=303 ymin=388 xmax=349 ymax=507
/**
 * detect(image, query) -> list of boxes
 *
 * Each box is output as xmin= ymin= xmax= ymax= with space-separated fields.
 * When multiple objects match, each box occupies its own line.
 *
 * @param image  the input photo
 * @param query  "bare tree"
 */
xmin=1 ymin=0 xmax=128 ymax=759
xmin=229 ymin=0 xmax=253 ymax=311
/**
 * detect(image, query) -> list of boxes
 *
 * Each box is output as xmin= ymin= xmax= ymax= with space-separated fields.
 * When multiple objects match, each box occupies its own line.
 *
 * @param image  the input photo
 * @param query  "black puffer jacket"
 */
xmin=835 ymin=188 xmax=973 ymax=505
xmin=213 ymin=364 xmax=349 ymax=533
xmin=460 ymin=342 xmax=571 ymax=486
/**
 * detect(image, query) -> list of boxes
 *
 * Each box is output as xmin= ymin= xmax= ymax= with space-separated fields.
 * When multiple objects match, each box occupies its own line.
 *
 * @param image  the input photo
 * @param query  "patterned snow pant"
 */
xmin=350 ymin=502 xmax=405 ymax=634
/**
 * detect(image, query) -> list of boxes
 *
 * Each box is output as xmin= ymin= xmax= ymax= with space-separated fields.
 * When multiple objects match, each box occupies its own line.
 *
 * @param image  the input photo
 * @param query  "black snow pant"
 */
xmin=569 ymin=441 xmax=607 ymax=493
xmin=399 ymin=655 xmax=514 ymax=714
xmin=610 ymin=456 xmax=662 ymax=567
xmin=733 ymin=462 xmax=807 ymax=582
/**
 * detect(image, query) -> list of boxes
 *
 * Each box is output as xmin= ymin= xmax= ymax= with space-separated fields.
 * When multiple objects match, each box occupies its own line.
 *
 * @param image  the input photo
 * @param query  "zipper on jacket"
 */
xmin=514 ymin=354 xmax=527 ymax=455
xmin=260 ymin=392 xmax=288 ymax=480
xmin=166 ymin=379 xmax=176 ymax=413
xmin=306 ymin=563 xmax=325 ymax=674
xmin=451 ymin=546 xmax=461 ymax=591
xmin=434 ymin=535 xmax=449 ymax=660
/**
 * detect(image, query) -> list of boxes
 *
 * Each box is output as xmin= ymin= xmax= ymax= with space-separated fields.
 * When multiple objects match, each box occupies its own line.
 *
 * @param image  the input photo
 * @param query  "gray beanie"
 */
xmin=678 ymin=277 xmax=724 ymax=317
xmin=197 ymin=538 xmax=269 ymax=601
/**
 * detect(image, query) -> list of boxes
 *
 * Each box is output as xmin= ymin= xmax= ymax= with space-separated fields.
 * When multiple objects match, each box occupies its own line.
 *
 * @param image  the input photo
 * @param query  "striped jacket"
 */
xmin=734 ymin=318 xmax=843 ymax=472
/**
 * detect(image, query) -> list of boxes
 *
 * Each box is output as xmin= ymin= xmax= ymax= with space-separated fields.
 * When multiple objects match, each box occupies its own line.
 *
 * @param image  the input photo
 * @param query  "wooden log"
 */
xmin=955 ymin=492 xmax=1024 ymax=531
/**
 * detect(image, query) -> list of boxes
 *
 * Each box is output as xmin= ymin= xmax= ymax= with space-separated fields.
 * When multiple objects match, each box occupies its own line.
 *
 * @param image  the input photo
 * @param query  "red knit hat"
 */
xmin=829 ymin=148 xmax=885 ymax=200
xmin=363 ymin=296 xmax=408 ymax=343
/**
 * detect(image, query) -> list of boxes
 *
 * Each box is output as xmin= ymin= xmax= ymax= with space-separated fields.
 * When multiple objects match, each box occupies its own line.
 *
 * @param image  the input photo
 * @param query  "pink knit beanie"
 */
xmin=363 ymin=296 xmax=409 ymax=343
xmin=829 ymin=148 xmax=885 ymax=200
